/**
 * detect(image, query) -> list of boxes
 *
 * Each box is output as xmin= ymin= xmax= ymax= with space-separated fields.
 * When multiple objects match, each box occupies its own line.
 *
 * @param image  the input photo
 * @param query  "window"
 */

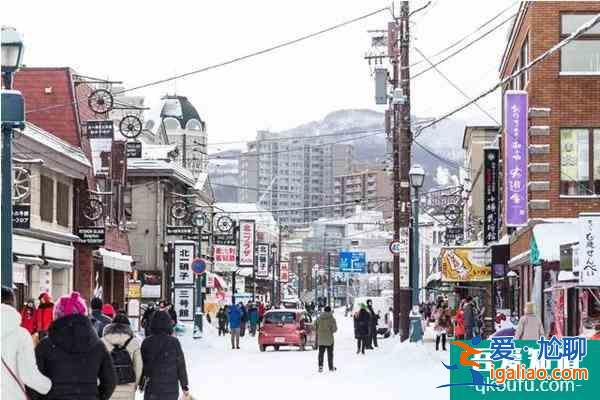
xmin=560 ymin=128 xmax=600 ymax=195
xmin=40 ymin=176 xmax=54 ymax=222
xmin=56 ymin=182 xmax=70 ymax=227
xmin=560 ymin=14 xmax=600 ymax=73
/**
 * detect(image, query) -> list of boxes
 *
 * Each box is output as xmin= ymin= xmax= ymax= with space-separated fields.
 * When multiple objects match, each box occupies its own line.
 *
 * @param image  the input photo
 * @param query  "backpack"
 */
xmin=110 ymin=337 xmax=136 ymax=384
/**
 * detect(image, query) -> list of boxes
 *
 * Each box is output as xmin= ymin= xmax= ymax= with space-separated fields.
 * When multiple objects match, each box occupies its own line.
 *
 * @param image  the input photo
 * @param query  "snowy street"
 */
xmin=161 ymin=309 xmax=450 ymax=400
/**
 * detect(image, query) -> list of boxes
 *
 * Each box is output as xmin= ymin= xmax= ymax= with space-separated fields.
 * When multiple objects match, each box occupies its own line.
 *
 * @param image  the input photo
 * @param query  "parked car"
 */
xmin=258 ymin=310 xmax=316 ymax=352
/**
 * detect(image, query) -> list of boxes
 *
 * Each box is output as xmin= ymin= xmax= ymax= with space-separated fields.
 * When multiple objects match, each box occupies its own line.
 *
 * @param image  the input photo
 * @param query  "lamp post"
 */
xmin=296 ymin=256 xmax=302 ymax=299
xmin=409 ymin=164 xmax=425 ymax=308
xmin=270 ymin=243 xmax=277 ymax=305
xmin=1 ymin=27 xmax=25 ymax=288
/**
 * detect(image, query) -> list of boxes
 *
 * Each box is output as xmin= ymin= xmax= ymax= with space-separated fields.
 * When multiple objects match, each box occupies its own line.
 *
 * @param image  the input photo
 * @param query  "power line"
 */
xmin=414 ymin=12 xmax=600 ymax=138
xmin=25 ymin=7 xmax=389 ymax=116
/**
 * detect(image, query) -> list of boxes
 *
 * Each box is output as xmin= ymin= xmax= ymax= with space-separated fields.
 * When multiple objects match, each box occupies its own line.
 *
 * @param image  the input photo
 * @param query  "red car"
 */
xmin=258 ymin=310 xmax=317 ymax=352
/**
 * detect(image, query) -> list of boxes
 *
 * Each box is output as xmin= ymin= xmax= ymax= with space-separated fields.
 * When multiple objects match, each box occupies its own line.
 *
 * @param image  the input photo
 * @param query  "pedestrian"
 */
xmin=354 ymin=304 xmax=370 ymax=354
xmin=140 ymin=311 xmax=190 ymax=400
xmin=454 ymin=300 xmax=465 ymax=340
xmin=248 ymin=303 xmax=259 ymax=336
xmin=216 ymin=306 xmax=228 ymax=336
xmin=33 ymin=292 xmax=54 ymax=341
xmin=408 ymin=305 xmax=424 ymax=343
xmin=239 ymin=302 xmax=248 ymax=337
xmin=90 ymin=297 xmax=113 ymax=338
xmin=515 ymin=302 xmax=545 ymax=340
xmin=434 ymin=302 xmax=451 ymax=351
xmin=35 ymin=291 xmax=117 ymax=400
xmin=1 ymin=286 xmax=52 ymax=400
xmin=20 ymin=299 xmax=36 ymax=334
xmin=159 ymin=300 xmax=178 ymax=327
xmin=227 ymin=303 xmax=242 ymax=349
xmin=366 ymin=299 xmax=379 ymax=348
xmin=141 ymin=303 xmax=157 ymax=337
xmin=462 ymin=296 xmax=476 ymax=340
xmin=315 ymin=305 xmax=337 ymax=372
xmin=102 ymin=303 xmax=116 ymax=319
xmin=258 ymin=302 xmax=265 ymax=325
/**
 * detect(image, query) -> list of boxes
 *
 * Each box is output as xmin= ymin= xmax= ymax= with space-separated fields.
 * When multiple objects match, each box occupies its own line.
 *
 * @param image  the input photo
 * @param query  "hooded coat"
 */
xmin=227 ymin=305 xmax=242 ymax=329
xmin=102 ymin=323 xmax=143 ymax=400
xmin=1 ymin=304 xmax=52 ymax=400
xmin=34 ymin=295 xmax=54 ymax=333
xmin=140 ymin=312 xmax=189 ymax=400
xmin=315 ymin=311 xmax=337 ymax=346
xmin=34 ymin=314 xmax=117 ymax=400
xmin=354 ymin=309 xmax=371 ymax=339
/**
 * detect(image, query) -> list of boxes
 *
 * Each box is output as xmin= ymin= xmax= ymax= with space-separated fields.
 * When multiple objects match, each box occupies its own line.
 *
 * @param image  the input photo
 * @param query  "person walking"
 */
xmin=366 ymin=299 xmax=379 ymax=348
xmin=258 ymin=302 xmax=265 ymax=326
xmin=454 ymin=301 xmax=465 ymax=340
xmin=434 ymin=303 xmax=451 ymax=351
xmin=159 ymin=300 xmax=178 ymax=327
xmin=35 ymin=291 xmax=117 ymax=400
xmin=33 ymin=292 xmax=54 ymax=341
xmin=216 ymin=306 xmax=228 ymax=336
xmin=1 ymin=286 xmax=52 ymax=400
xmin=408 ymin=306 xmax=424 ymax=343
xmin=20 ymin=299 xmax=36 ymax=334
xmin=515 ymin=302 xmax=545 ymax=340
xmin=227 ymin=303 xmax=242 ymax=349
xmin=315 ymin=305 xmax=337 ymax=372
xmin=354 ymin=304 xmax=370 ymax=354
xmin=239 ymin=303 xmax=248 ymax=337
xmin=462 ymin=296 xmax=476 ymax=340
xmin=91 ymin=297 xmax=113 ymax=338
xmin=141 ymin=303 xmax=157 ymax=337
xmin=140 ymin=311 xmax=190 ymax=400
xmin=102 ymin=304 xmax=116 ymax=320
xmin=102 ymin=314 xmax=143 ymax=400
xmin=248 ymin=303 xmax=259 ymax=337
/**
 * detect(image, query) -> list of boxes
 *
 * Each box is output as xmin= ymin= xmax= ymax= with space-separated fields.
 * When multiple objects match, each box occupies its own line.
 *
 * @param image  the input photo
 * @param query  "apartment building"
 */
xmin=333 ymin=166 xmax=392 ymax=219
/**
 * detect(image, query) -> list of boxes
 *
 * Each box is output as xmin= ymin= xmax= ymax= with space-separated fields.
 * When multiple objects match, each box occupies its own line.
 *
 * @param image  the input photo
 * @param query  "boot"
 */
xmin=318 ymin=366 xmax=323 ymax=373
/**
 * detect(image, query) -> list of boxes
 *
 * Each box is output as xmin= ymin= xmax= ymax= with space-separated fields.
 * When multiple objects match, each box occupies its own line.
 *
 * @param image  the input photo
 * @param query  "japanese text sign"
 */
xmin=174 ymin=242 xmax=195 ymax=285
xmin=238 ymin=220 xmax=255 ymax=266
xmin=213 ymin=244 xmax=237 ymax=272
xmin=504 ymin=91 xmax=528 ymax=226
xmin=484 ymin=148 xmax=499 ymax=244
xmin=579 ymin=214 xmax=600 ymax=286
xmin=256 ymin=243 xmax=270 ymax=277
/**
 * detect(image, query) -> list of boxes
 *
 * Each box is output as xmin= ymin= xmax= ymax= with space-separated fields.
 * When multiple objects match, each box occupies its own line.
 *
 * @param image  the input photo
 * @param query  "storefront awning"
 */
xmin=45 ymin=259 xmax=72 ymax=269
xmin=98 ymin=248 xmax=133 ymax=272
xmin=14 ymin=255 xmax=44 ymax=265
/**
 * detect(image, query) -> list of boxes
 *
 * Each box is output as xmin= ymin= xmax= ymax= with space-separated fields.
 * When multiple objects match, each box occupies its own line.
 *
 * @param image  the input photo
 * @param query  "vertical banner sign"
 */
xmin=484 ymin=148 xmax=500 ymax=244
xmin=174 ymin=242 xmax=195 ymax=285
xmin=504 ymin=91 xmax=528 ymax=226
xmin=256 ymin=244 xmax=270 ymax=277
xmin=238 ymin=220 xmax=255 ymax=266
xmin=174 ymin=287 xmax=194 ymax=321
xmin=579 ymin=214 xmax=600 ymax=286
xmin=399 ymin=227 xmax=410 ymax=287
xmin=280 ymin=261 xmax=289 ymax=283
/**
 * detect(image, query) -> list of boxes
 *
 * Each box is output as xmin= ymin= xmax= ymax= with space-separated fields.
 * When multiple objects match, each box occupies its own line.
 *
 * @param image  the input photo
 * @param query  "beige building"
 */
xmin=333 ymin=167 xmax=392 ymax=219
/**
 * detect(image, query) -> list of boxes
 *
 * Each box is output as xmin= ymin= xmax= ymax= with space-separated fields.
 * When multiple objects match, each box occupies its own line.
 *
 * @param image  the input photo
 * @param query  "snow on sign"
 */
xmin=174 ymin=242 xmax=195 ymax=285
xmin=174 ymin=287 xmax=194 ymax=322
xmin=238 ymin=220 xmax=255 ymax=266
xmin=579 ymin=214 xmax=600 ymax=287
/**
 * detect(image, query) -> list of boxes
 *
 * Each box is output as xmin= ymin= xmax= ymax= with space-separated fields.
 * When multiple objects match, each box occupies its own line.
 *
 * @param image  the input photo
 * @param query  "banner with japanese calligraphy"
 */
xmin=579 ymin=213 xmax=600 ymax=286
xmin=238 ymin=220 xmax=255 ymax=266
xmin=174 ymin=286 xmax=194 ymax=322
xmin=174 ymin=242 xmax=195 ymax=285
xmin=484 ymin=148 xmax=499 ymax=244
xmin=504 ymin=91 xmax=528 ymax=227
xmin=256 ymin=243 xmax=270 ymax=278
xmin=213 ymin=244 xmax=237 ymax=272
xmin=440 ymin=247 xmax=491 ymax=282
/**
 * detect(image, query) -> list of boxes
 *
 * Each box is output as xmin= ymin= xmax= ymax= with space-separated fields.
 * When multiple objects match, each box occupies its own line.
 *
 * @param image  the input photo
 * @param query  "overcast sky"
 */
xmin=8 ymin=0 xmax=516 ymax=150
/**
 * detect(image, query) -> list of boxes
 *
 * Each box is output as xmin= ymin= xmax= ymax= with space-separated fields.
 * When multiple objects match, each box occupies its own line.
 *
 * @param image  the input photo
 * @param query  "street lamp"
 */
xmin=409 ymin=164 xmax=425 ymax=308
xmin=271 ymin=243 xmax=277 ymax=305
xmin=1 ymin=27 xmax=25 ymax=288
xmin=295 ymin=256 xmax=303 ymax=299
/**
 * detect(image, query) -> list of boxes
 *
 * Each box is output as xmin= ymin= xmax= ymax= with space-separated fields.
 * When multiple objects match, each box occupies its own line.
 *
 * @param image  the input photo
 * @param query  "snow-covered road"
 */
xmin=139 ymin=309 xmax=450 ymax=399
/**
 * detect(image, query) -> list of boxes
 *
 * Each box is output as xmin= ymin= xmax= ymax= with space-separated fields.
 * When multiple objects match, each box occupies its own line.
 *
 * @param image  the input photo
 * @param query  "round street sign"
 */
xmin=389 ymin=241 xmax=402 ymax=254
xmin=191 ymin=211 xmax=207 ymax=228
xmin=192 ymin=258 xmax=207 ymax=275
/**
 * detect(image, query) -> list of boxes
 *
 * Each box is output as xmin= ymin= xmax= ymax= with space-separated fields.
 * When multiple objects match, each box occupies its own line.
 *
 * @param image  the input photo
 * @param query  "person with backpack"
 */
xmin=1 ymin=286 xmax=52 ymax=400
xmin=35 ymin=291 xmax=116 ymax=400
xmin=91 ymin=297 xmax=113 ymax=338
xmin=20 ymin=299 xmax=36 ymax=334
xmin=102 ymin=314 xmax=142 ymax=400
xmin=140 ymin=311 xmax=190 ymax=400
xmin=33 ymin=292 xmax=54 ymax=340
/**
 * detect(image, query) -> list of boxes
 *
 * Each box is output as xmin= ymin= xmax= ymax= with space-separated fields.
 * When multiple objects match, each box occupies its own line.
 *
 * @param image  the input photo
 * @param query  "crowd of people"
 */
xmin=0 ymin=287 xmax=191 ymax=400
xmin=214 ymin=301 xmax=267 ymax=349
xmin=352 ymin=299 xmax=381 ymax=354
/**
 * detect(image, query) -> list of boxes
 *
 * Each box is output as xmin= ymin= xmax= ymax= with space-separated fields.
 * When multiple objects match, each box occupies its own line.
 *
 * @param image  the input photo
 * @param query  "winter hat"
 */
xmin=112 ymin=313 xmax=130 ymax=325
xmin=38 ymin=292 xmax=51 ymax=303
xmin=102 ymin=303 xmax=116 ymax=318
xmin=54 ymin=292 xmax=88 ymax=319
xmin=360 ymin=303 xmax=367 ymax=310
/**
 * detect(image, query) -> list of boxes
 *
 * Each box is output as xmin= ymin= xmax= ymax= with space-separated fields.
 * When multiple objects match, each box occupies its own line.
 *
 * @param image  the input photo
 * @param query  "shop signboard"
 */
xmin=504 ymin=91 xmax=528 ymax=226
xmin=280 ymin=261 xmax=289 ymax=283
xmin=174 ymin=241 xmax=195 ymax=285
xmin=483 ymin=148 xmax=499 ymax=243
xmin=127 ymin=281 xmax=141 ymax=298
xmin=12 ymin=204 xmax=31 ymax=229
xmin=256 ymin=243 xmax=270 ymax=277
xmin=399 ymin=227 xmax=410 ymax=287
xmin=174 ymin=286 xmax=194 ymax=321
xmin=77 ymin=226 xmax=105 ymax=245
xmin=579 ymin=213 xmax=600 ymax=286
xmin=166 ymin=225 xmax=195 ymax=236
xmin=213 ymin=244 xmax=236 ymax=272
xmin=86 ymin=120 xmax=114 ymax=139
xmin=140 ymin=272 xmax=161 ymax=298
xmin=238 ymin=220 xmax=255 ymax=266
xmin=126 ymin=141 xmax=142 ymax=158
xmin=440 ymin=246 xmax=491 ymax=282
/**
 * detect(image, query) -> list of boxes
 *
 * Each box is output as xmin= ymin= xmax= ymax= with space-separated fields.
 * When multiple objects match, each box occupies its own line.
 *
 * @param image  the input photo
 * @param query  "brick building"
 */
xmin=14 ymin=68 xmax=132 ymax=307
xmin=498 ymin=2 xmax=600 ymax=332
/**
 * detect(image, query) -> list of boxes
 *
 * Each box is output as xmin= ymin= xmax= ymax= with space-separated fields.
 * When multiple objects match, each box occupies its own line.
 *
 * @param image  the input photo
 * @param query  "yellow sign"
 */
xmin=441 ymin=247 xmax=491 ymax=282
xmin=127 ymin=281 xmax=141 ymax=298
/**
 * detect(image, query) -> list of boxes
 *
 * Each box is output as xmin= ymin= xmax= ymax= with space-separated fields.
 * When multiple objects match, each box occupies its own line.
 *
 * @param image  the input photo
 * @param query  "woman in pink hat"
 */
xmin=34 ymin=292 xmax=116 ymax=400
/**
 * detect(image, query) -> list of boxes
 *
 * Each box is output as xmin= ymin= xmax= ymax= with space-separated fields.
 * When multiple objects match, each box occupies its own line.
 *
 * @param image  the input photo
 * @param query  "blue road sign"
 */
xmin=192 ymin=258 xmax=207 ymax=275
xmin=338 ymin=251 xmax=366 ymax=273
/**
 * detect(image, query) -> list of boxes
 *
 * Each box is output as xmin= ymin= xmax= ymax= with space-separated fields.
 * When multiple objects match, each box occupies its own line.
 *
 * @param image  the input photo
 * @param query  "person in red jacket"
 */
xmin=20 ymin=299 xmax=36 ymax=334
xmin=34 ymin=292 xmax=54 ymax=339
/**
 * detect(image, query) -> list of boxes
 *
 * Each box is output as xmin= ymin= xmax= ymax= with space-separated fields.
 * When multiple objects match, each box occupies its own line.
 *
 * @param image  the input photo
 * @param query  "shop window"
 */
xmin=560 ymin=14 xmax=600 ymax=74
xmin=40 ymin=175 xmax=54 ymax=222
xmin=56 ymin=182 xmax=70 ymax=227
xmin=560 ymin=128 xmax=600 ymax=195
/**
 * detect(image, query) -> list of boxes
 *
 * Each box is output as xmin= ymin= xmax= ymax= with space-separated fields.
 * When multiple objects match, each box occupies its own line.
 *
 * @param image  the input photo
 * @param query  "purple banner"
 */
xmin=504 ymin=91 xmax=528 ymax=226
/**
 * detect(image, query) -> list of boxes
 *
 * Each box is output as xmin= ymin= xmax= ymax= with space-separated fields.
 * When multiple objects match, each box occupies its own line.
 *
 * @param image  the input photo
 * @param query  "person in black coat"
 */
xmin=159 ymin=300 xmax=178 ymax=326
xmin=141 ymin=311 xmax=189 ymax=400
xmin=141 ymin=302 xmax=157 ymax=337
xmin=366 ymin=299 xmax=379 ymax=348
xmin=90 ymin=297 xmax=112 ymax=338
xmin=354 ymin=305 xmax=371 ymax=355
xmin=34 ymin=292 xmax=116 ymax=400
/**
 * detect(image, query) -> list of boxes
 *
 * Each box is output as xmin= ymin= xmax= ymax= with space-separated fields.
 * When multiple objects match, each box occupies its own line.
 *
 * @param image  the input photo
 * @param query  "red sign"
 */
xmin=280 ymin=261 xmax=289 ymax=283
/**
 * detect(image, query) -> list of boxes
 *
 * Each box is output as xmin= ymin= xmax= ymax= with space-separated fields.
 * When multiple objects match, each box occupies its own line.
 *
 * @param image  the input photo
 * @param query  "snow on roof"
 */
xmin=532 ymin=222 xmax=580 ymax=263
xmin=128 ymin=159 xmax=196 ymax=186
xmin=214 ymin=202 xmax=279 ymax=234
xmin=22 ymin=122 xmax=91 ymax=168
